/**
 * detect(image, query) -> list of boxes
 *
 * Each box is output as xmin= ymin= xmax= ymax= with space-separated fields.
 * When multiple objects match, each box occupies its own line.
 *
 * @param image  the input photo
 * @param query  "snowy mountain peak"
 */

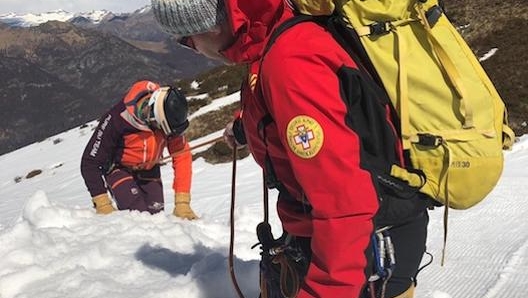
xmin=0 ymin=8 xmax=137 ymax=27
xmin=0 ymin=10 xmax=74 ymax=27
xmin=134 ymin=5 xmax=152 ymax=15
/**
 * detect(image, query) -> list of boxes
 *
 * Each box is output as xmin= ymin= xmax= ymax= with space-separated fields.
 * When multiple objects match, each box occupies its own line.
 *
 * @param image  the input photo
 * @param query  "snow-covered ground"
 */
xmin=0 ymin=93 xmax=526 ymax=298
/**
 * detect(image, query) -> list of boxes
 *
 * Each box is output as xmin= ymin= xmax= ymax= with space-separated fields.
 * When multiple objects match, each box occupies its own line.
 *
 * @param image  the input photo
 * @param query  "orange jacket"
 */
xmin=81 ymin=81 xmax=192 ymax=197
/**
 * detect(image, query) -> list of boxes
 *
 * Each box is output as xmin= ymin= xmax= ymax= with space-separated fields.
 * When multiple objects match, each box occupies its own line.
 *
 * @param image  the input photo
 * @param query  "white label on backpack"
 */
xmin=286 ymin=115 xmax=324 ymax=159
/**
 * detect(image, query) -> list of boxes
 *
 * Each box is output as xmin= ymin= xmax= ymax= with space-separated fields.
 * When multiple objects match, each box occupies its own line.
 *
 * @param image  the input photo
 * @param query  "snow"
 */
xmin=188 ymin=92 xmax=240 ymax=120
xmin=0 ymin=1 xmax=150 ymax=15
xmin=0 ymin=93 xmax=527 ymax=298
xmin=0 ymin=9 xmax=121 ymax=27
xmin=479 ymin=48 xmax=499 ymax=62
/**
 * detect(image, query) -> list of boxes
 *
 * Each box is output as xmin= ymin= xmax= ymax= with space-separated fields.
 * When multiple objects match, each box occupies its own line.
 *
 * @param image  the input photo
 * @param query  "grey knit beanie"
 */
xmin=151 ymin=0 xmax=227 ymax=36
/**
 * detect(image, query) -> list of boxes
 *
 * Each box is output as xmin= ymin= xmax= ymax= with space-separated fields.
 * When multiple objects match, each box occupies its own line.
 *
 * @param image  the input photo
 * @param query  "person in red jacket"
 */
xmin=80 ymin=80 xmax=197 ymax=220
xmin=151 ymin=1 xmax=432 ymax=297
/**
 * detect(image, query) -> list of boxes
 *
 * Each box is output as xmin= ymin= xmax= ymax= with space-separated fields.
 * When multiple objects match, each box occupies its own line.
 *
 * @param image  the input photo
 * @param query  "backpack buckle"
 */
xmin=417 ymin=133 xmax=443 ymax=147
xmin=425 ymin=5 xmax=443 ymax=27
xmin=368 ymin=21 xmax=391 ymax=36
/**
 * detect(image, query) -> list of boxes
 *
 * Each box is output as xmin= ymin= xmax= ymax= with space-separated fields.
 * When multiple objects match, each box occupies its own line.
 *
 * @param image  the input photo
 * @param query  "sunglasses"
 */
xmin=178 ymin=36 xmax=196 ymax=51
xmin=142 ymin=102 xmax=157 ymax=127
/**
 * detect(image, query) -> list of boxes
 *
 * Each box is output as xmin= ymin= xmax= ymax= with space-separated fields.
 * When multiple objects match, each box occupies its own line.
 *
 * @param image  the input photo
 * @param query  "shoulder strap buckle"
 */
xmin=369 ymin=21 xmax=391 ymax=36
xmin=417 ymin=133 xmax=443 ymax=147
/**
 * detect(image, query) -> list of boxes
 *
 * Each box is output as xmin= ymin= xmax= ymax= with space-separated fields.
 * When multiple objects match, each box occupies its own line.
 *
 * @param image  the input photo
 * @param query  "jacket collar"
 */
xmin=220 ymin=0 xmax=293 ymax=64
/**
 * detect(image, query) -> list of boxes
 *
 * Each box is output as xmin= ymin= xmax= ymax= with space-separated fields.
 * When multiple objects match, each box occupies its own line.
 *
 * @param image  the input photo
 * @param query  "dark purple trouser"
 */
xmin=105 ymin=167 xmax=164 ymax=214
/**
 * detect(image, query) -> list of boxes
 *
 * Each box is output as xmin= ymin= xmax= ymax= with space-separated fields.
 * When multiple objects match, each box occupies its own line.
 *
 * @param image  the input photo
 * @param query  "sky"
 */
xmin=0 ymin=0 xmax=150 ymax=14
xmin=0 ymin=90 xmax=527 ymax=298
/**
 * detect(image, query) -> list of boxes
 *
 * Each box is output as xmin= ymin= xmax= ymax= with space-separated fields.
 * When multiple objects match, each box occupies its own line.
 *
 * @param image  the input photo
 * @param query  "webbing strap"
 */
xmin=415 ymin=3 xmax=474 ymax=129
xmin=356 ymin=4 xmax=475 ymax=145
xmin=395 ymin=27 xmax=411 ymax=149
xmin=441 ymin=199 xmax=449 ymax=266
xmin=439 ymin=141 xmax=452 ymax=266
xmin=355 ymin=18 xmax=420 ymax=149
xmin=355 ymin=19 xmax=415 ymax=37
xmin=358 ymin=21 xmax=414 ymax=150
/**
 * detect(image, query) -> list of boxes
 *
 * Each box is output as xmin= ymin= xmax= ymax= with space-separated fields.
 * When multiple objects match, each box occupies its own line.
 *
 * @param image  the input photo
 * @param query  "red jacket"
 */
xmin=222 ymin=1 xmax=378 ymax=297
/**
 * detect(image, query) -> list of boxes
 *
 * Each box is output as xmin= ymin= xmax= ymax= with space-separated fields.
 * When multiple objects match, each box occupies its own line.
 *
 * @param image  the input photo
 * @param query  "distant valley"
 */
xmin=0 ymin=7 xmax=219 ymax=155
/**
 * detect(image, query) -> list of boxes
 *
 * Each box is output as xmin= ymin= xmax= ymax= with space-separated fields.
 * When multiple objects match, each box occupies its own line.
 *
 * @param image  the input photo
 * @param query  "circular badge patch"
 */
xmin=286 ymin=115 xmax=324 ymax=159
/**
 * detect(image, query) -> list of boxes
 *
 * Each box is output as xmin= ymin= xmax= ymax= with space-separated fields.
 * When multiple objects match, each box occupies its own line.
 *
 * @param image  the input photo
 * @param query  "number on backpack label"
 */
xmin=450 ymin=161 xmax=470 ymax=168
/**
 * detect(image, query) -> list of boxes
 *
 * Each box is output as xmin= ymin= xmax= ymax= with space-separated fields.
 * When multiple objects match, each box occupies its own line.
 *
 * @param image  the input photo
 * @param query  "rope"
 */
xmin=260 ymin=273 xmax=269 ymax=298
xmin=157 ymin=135 xmax=224 ymax=164
xmin=379 ymin=268 xmax=393 ymax=298
xmin=228 ymin=147 xmax=246 ymax=298
xmin=131 ymin=135 xmax=223 ymax=169
xmin=263 ymin=171 xmax=270 ymax=223
xmin=368 ymin=282 xmax=377 ymax=298
xmin=276 ymin=253 xmax=300 ymax=298
xmin=260 ymin=173 xmax=271 ymax=298
xmin=260 ymin=175 xmax=303 ymax=298
xmin=274 ymin=253 xmax=301 ymax=298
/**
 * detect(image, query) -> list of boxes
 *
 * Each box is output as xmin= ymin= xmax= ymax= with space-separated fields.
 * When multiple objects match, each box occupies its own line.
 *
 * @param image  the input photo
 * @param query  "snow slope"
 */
xmin=0 ymin=93 xmax=527 ymax=298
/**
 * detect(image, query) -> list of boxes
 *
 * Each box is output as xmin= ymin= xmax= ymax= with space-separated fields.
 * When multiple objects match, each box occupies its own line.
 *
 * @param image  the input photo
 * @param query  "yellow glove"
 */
xmin=173 ymin=193 xmax=198 ymax=220
xmin=92 ymin=193 xmax=116 ymax=214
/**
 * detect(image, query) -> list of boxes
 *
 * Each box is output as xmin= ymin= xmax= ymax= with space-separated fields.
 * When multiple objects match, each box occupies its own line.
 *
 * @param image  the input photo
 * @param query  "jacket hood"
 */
xmin=220 ymin=0 xmax=293 ymax=64
xmin=122 ymin=80 xmax=160 ymax=120
xmin=121 ymin=80 xmax=160 ymax=131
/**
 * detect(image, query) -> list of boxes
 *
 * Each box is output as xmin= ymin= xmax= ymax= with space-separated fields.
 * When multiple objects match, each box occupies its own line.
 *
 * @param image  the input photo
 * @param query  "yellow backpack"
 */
xmin=288 ymin=0 xmax=514 ymax=210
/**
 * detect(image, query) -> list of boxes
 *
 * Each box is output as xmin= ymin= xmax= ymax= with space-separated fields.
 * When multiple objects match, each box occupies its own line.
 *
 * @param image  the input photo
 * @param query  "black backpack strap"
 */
xmin=265 ymin=14 xmax=399 ymax=129
xmin=325 ymin=19 xmax=387 ymax=102
xmin=262 ymin=15 xmax=329 ymax=60
xmin=325 ymin=18 xmax=404 ymax=139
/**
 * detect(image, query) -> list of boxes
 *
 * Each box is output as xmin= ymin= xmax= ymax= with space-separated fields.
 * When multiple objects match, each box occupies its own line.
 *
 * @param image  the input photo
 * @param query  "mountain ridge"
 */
xmin=0 ymin=10 xmax=219 ymax=155
xmin=0 ymin=1 xmax=526 ymax=156
xmin=0 ymin=7 xmax=145 ymax=27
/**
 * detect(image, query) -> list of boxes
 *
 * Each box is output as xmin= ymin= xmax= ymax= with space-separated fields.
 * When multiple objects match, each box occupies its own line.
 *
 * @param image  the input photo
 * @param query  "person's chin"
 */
xmin=203 ymin=51 xmax=233 ymax=65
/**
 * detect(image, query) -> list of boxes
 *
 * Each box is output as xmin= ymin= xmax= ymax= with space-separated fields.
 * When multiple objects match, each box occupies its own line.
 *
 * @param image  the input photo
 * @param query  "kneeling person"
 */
xmin=80 ymin=80 xmax=197 ymax=219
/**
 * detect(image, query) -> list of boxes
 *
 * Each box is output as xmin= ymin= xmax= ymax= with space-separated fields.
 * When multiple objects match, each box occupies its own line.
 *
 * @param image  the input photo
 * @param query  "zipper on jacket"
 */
xmin=142 ymin=138 xmax=148 ymax=165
